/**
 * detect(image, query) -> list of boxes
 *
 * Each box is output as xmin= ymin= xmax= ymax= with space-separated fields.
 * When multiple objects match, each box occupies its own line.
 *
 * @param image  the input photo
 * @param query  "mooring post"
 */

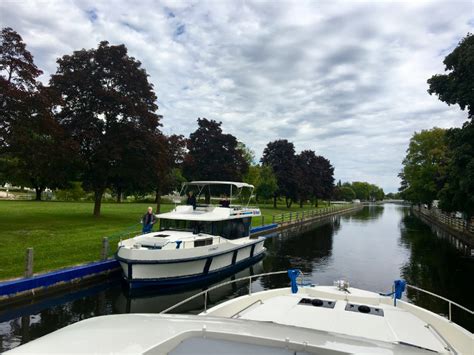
xmin=290 ymin=212 xmax=292 ymax=223
xmin=272 ymin=215 xmax=275 ymax=224
xmin=261 ymin=215 xmax=265 ymax=226
xmin=25 ymin=247 xmax=34 ymax=278
xmin=101 ymin=237 xmax=109 ymax=260
xmin=281 ymin=213 xmax=284 ymax=224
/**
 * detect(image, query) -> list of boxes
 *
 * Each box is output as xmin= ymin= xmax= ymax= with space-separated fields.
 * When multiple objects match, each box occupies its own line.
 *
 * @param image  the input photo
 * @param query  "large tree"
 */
xmin=399 ymin=128 xmax=448 ymax=206
xmin=7 ymin=86 xmax=78 ymax=200
xmin=0 ymin=28 xmax=76 ymax=199
xmin=296 ymin=150 xmax=334 ymax=207
xmin=183 ymin=118 xmax=248 ymax=181
xmin=50 ymin=41 xmax=162 ymax=216
xmin=261 ymin=140 xmax=298 ymax=208
xmin=428 ymin=33 xmax=474 ymax=119
xmin=0 ymin=27 xmax=42 ymax=150
xmin=438 ymin=121 xmax=474 ymax=222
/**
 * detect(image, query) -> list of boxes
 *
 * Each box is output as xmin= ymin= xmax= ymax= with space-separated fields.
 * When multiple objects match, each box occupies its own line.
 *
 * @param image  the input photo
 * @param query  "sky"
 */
xmin=1 ymin=0 xmax=473 ymax=192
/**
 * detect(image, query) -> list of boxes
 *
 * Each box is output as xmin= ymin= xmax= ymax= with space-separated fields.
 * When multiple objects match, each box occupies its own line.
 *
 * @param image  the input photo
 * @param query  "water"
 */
xmin=1 ymin=205 xmax=473 ymax=352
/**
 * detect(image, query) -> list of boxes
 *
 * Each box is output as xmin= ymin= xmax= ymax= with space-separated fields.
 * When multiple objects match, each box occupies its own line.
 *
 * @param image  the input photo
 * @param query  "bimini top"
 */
xmin=185 ymin=181 xmax=254 ymax=189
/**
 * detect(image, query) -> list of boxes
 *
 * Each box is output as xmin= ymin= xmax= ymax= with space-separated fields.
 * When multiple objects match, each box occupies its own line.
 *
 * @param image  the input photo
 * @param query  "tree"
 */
xmin=428 ymin=33 xmax=474 ymax=119
xmin=338 ymin=186 xmax=356 ymax=201
xmin=6 ymin=86 xmax=78 ymax=200
xmin=0 ymin=28 xmax=76 ymax=199
xmin=256 ymin=165 xmax=278 ymax=202
xmin=399 ymin=128 xmax=448 ymax=206
xmin=183 ymin=118 xmax=248 ymax=181
xmin=312 ymin=155 xmax=335 ymax=205
xmin=50 ymin=41 xmax=162 ymax=216
xmin=351 ymin=181 xmax=370 ymax=201
xmin=261 ymin=140 xmax=298 ymax=208
xmin=237 ymin=142 xmax=255 ymax=166
xmin=438 ymin=121 xmax=474 ymax=222
xmin=295 ymin=150 xmax=334 ymax=207
xmin=1 ymin=27 xmax=42 ymax=150
xmin=154 ymin=134 xmax=187 ymax=213
xmin=244 ymin=165 xmax=278 ymax=203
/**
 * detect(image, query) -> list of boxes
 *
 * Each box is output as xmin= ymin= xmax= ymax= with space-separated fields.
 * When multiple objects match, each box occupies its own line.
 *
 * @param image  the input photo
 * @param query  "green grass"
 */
xmin=0 ymin=200 xmax=329 ymax=280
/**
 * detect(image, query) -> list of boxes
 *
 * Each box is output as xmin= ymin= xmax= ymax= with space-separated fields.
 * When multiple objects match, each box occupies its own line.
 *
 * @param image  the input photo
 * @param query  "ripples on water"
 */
xmin=1 ymin=205 xmax=472 ymax=351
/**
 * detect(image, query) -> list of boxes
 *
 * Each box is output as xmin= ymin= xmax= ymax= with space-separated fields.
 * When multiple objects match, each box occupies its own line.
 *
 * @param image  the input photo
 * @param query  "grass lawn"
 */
xmin=0 ymin=200 xmax=328 ymax=280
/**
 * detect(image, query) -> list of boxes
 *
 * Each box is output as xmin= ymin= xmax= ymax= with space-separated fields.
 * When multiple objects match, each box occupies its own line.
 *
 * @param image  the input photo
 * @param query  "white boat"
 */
xmin=116 ymin=181 xmax=265 ymax=288
xmin=7 ymin=270 xmax=473 ymax=354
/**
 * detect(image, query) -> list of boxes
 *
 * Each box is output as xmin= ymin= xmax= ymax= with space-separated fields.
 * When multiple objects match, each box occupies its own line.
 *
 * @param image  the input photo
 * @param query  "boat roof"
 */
xmin=185 ymin=181 xmax=254 ymax=189
xmin=158 ymin=205 xmax=260 ymax=221
xmin=6 ymin=313 xmax=441 ymax=354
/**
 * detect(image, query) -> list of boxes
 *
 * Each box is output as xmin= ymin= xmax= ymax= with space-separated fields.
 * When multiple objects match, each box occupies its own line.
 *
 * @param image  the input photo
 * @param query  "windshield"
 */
xmin=160 ymin=218 xmax=251 ymax=239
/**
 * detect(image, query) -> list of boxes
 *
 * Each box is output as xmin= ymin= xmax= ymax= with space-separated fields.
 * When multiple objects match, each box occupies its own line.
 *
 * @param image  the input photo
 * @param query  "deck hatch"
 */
xmin=345 ymin=303 xmax=384 ymax=316
xmin=298 ymin=298 xmax=336 ymax=309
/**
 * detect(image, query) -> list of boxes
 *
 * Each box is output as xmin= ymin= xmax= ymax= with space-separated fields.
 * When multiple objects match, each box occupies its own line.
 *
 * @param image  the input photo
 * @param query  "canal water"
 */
xmin=1 ymin=204 xmax=473 ymax=352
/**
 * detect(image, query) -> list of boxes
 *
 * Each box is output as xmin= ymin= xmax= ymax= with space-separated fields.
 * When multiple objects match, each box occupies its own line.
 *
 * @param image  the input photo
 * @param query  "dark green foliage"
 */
xmin=261 ymin=140 xmax=298 ymax=208
xmin=296 ymin=150 xmax=334 ymax=207
xmin=183 ymin=118 xmax=248 ymax=181
xmin=50 ymin=41 xmax=162 ymax=216
xmin=438 ymin=121 xmax=474 ymax=219
xmin=399 ymin=128 xmax=447 ymax=206
xmin=428 ymin=33 xmax=474 ymax=119
xmin=334 ymin=186 xmax=356 ymax=201
xmin=343 ymin=181 xmax=384 ymax=201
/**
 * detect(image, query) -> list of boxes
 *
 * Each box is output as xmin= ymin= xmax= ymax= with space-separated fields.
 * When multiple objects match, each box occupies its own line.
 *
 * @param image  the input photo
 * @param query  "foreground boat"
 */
xmin=116 ymin=181 xmax=265 ymax=288
xmin=7 ymin=270 xmax=473 ymax=354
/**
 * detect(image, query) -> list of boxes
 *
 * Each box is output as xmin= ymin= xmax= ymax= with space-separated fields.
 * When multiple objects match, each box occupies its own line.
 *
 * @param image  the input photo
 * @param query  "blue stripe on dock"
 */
xmin=0 ymin=259 xmax=120 ymax=298
xmin=250 ymin=223 xmax=278 ymax=234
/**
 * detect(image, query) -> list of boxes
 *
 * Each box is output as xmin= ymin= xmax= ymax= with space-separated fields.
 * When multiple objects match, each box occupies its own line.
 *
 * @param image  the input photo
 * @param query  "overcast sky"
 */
xmin=1 ymin=0 xmax=473 ymax=192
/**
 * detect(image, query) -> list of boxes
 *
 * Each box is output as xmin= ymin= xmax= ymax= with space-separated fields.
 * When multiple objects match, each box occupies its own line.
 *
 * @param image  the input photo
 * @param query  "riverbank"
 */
xmin=413 ymin=206 xmax=473 ymax=255
xmin=0 ymin=200 xmax=330 ymax=280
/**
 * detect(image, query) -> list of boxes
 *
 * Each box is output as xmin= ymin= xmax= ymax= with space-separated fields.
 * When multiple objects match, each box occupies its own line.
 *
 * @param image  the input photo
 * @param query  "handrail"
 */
xmin=160 ymin=269 xmax=474 ymax=327
xmin=159 ymin=270 xmax=288 ymax=314
xmin=406 ymin=284 xmax=474 ymax=321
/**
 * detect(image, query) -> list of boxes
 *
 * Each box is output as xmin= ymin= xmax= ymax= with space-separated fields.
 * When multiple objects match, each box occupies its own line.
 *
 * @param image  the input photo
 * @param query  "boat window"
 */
xmin=160 ymin=218 xmax=251 ymax=239
xmin=194 ymin=238 xmax=213 ymax=247
xmin=213 ymin=218 xmax=251 ymax=239
xmin=161 ymin=219 xmax=214 ymax=235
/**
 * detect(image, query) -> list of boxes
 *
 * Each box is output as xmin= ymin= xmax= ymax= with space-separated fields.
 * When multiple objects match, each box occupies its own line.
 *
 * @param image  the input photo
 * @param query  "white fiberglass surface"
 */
xmin=169 ymin=338 xmax=310 ymax=355
xmin=237 ymin=294 xmax=448 ymax=353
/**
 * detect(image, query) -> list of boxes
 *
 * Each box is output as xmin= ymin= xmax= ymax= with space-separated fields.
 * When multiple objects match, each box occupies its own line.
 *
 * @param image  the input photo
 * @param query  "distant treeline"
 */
xmin=0 ymin=27 xmax=383 ymax=215
xmin=399 ymin=34 xmax=473 ymax=222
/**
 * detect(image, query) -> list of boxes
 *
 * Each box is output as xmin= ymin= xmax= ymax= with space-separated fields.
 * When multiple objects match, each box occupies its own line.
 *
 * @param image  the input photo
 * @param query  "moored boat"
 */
xmin=116 ymin=181 xmax=265 ymax=288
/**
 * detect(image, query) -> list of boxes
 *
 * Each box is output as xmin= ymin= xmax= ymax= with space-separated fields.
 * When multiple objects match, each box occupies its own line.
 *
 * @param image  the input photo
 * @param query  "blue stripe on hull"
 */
xmin=127 ymin=252 xmax=265 ymax=289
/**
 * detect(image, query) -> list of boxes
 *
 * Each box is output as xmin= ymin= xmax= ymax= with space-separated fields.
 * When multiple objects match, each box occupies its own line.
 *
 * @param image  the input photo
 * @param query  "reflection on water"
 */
xmin=1 ymin=204 xmax=473 ymax=351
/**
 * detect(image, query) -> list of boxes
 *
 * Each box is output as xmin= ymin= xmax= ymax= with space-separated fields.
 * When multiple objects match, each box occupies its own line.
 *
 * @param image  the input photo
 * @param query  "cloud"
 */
xmin=1 ymin=0 xmax=472 ymax=191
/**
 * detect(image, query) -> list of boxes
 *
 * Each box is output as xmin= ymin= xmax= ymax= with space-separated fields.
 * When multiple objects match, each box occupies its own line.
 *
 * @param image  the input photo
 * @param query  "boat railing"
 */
xmin=159 ymin=270 xmax=289 ymax=315
xmin=159 ymin=270 xmax=474 ymax=326
xmin=405 ymin=284 xmax=474 ymax=322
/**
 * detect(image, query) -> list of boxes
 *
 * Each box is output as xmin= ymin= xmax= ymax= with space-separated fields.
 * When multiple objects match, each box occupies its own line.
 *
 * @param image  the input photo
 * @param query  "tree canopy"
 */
xmin=183 ymin=118 xmax=248 ymax=182
xmin=438 ymin=121 xmax=474 ymax=220
xmin=428 ymin=33 xmax=474 ymax=119
xmin=399 ymin=128 xmax=447 ymax=206
xmin=261 ymin=140 xmax=298 ymax=207
xmin=296 ymin=150 xmax=334 ymax=206
xmin=50 ymin=41 xmax=162 ymax=216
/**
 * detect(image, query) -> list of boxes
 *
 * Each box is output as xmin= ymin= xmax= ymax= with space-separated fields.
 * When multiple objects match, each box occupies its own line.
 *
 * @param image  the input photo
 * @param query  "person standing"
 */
xmin=187 ymin=191 xmax=197 ymax=210
xmin=142 ymin=206 xmax=157 ymax=234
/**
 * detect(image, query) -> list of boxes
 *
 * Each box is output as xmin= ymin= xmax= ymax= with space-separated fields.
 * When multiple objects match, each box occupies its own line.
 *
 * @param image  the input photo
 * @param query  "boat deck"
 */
xmin=205 ymin=286 xmax=472 ymax=353
xmin=237 ymin=293 xmax=447 ymax=353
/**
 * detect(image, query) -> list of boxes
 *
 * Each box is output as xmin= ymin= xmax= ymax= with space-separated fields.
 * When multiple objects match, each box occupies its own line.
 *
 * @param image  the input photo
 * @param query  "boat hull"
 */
xmin=117 ymin=240 xmax=265 ymax=289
